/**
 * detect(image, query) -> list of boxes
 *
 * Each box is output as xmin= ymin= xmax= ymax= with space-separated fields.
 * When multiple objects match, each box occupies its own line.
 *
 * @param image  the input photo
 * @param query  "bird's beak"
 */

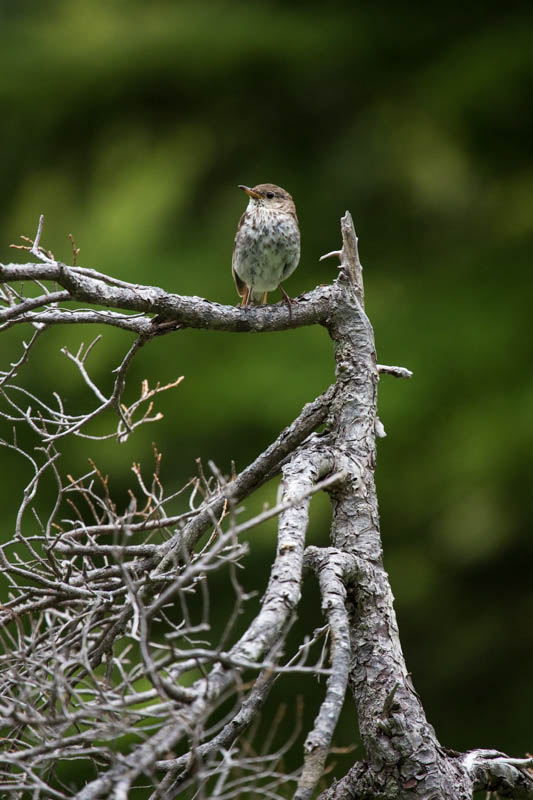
xmin=238 ymin=185 xmax=262 ymax=200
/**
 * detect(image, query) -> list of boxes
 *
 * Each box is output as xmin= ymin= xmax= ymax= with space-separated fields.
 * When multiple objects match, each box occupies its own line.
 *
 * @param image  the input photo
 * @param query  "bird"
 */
xmin=232 ymin=183 xmax=300 ymax=306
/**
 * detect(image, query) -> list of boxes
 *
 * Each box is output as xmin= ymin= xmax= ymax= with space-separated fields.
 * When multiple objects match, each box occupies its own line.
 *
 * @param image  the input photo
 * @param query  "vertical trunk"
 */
xmin=323 ymin=213 xmax=472 ymax=799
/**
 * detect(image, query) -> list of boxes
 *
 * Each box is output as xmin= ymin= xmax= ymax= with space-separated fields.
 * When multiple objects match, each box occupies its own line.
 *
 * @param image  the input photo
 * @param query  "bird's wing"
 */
xmin=281 ymin=218 xmax=300 ymax=280
xmin=232 ymin=213 xmax=248 ymax=298
xmin=232 ymin=263 xmax=247 ymax=298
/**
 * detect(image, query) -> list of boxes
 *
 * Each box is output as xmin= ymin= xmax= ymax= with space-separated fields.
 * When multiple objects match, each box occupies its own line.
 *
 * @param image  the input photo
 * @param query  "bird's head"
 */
xmin=238 ymin=183 xmax=296 ymax=214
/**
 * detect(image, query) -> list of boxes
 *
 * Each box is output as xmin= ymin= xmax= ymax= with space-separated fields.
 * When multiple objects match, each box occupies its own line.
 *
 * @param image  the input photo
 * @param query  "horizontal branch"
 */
xmin=1 ymin=307 xmax=151 ymax=334
xmin=0 ymin=289 xmax=71 ymax=324
xmin=0 ymin=260 xmax=331 ymax=333
xmin=377 ymin=363 xmax=413 ymax=379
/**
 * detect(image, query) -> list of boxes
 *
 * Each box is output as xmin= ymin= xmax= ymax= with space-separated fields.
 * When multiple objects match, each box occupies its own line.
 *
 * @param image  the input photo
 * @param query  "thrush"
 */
xmin=232 ymin=183 xmax=300 ymax=306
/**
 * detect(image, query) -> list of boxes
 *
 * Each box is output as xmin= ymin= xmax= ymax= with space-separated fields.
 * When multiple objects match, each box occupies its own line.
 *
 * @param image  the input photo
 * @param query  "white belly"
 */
xmin=233 ymin=209 xmax=300 ymax=292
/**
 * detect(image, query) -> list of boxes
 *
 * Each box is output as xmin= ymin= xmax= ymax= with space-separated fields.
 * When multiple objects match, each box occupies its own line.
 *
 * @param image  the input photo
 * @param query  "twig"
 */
xmin=30 ymin=214 xmax=46 ymax=257
xmin=69 ymin=233 xmax=80 ymax=266
xmin=377 ymin=364 xmax=413 ymax=379
xmin=152 ymin=384 xmax=336 ymax=574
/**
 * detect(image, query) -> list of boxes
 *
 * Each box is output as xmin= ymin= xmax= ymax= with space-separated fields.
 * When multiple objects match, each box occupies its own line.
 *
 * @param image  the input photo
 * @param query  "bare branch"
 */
xmin=465 ymin=750 xmax=533 ymax=798
xmin=152 ymin=384 xmax=336 ymax=573
xmin=0 ymin=327 xmax=182 ymax=443
xmin=377 ymin=363 xmax=413 ymax=379
xmin=31 ymin=214 xmax=46 ymax=257
xmin=0 ymin=289 xmax=71 ymax=325
xmin=295 ymin=547 xmax=357 ymax=799
xmin=0 ymin=212 xmax=526 ymax=800
xmin=0 ymin=256 xmax=332 ymax=333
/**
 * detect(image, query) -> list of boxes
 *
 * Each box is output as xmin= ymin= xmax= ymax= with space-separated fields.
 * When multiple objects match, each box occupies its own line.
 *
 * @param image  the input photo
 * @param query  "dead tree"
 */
xmin=0 ymin=213 xmax=531 ymax=799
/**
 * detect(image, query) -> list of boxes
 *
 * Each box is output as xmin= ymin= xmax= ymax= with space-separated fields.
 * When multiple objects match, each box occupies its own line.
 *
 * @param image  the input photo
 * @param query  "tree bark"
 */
xmin=1 ymin=213 xmax=531 ymax=799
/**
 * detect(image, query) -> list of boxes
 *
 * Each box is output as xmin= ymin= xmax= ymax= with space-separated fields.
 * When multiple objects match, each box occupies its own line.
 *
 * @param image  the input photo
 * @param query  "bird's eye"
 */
xmin=266 ymin=191 xmax=275 ymax=199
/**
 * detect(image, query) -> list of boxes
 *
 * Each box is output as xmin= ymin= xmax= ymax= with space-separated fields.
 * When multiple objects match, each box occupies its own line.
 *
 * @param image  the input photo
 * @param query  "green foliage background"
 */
xmin=1 ymin=0 xmax=532 ymax=786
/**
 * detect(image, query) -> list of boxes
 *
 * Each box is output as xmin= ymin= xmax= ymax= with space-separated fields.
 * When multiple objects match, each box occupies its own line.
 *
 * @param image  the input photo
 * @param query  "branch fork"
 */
xmin=0 ymin=212 xmax=528 ymax=800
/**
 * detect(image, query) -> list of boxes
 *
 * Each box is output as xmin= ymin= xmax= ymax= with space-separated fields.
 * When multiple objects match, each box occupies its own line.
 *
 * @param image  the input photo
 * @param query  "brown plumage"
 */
xmin=232 ymin=183 xmax=300 ymax=305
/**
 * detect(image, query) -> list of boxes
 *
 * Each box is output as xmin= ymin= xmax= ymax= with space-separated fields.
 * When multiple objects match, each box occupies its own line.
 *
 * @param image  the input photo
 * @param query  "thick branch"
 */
xmin=1 ymin=214 xmax=526 ymax=800
xmin=296 ymin=546 xmax=357 ymax=800
xmin=0 ymin=260 xmax=331 ymax=332
xmin=153 ymin=672 xmax=277 ymax=797
xmin=324 ymin=212 xmax=468 ymax=798
xmin=152 ymin=384 xmax=337 ymax=574
xmin=73 ymin=443 xmax=334 ymax=799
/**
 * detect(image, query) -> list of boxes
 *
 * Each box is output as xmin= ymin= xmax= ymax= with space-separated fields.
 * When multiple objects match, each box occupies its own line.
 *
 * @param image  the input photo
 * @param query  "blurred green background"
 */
xmin=1 ymin=0 xmax=532 ymax=790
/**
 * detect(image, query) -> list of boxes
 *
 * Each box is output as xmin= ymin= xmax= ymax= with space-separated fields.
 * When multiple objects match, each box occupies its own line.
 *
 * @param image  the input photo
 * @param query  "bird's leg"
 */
xmin=241 ymin=286 xmax=251 ymax=307
xmin=261 ymin=291 xmax=268 ymax=304
xmin=279 ymin=284 xmax=294 ymax=306
xmin=279 ymin=284 xmax=295 ymax=321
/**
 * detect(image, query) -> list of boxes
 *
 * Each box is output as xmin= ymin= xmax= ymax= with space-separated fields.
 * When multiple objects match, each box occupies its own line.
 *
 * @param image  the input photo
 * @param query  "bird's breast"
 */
xmin=233 ymin=208 xmax=300 ymax=291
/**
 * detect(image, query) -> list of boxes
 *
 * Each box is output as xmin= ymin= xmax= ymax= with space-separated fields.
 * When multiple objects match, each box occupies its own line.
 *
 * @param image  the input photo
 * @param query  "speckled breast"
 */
xmin=233 ymin=207 xmax=300 ymax=292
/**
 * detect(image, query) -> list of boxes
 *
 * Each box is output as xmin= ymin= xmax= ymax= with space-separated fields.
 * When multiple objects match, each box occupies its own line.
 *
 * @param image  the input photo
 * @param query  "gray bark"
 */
xmin=0 ymin=214 xmax=531 ymax=799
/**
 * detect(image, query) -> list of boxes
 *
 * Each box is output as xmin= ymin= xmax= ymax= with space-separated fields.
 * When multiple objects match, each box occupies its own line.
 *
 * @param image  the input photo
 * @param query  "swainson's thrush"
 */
xmin=232 ymin=183 xmax=300 ymax=305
